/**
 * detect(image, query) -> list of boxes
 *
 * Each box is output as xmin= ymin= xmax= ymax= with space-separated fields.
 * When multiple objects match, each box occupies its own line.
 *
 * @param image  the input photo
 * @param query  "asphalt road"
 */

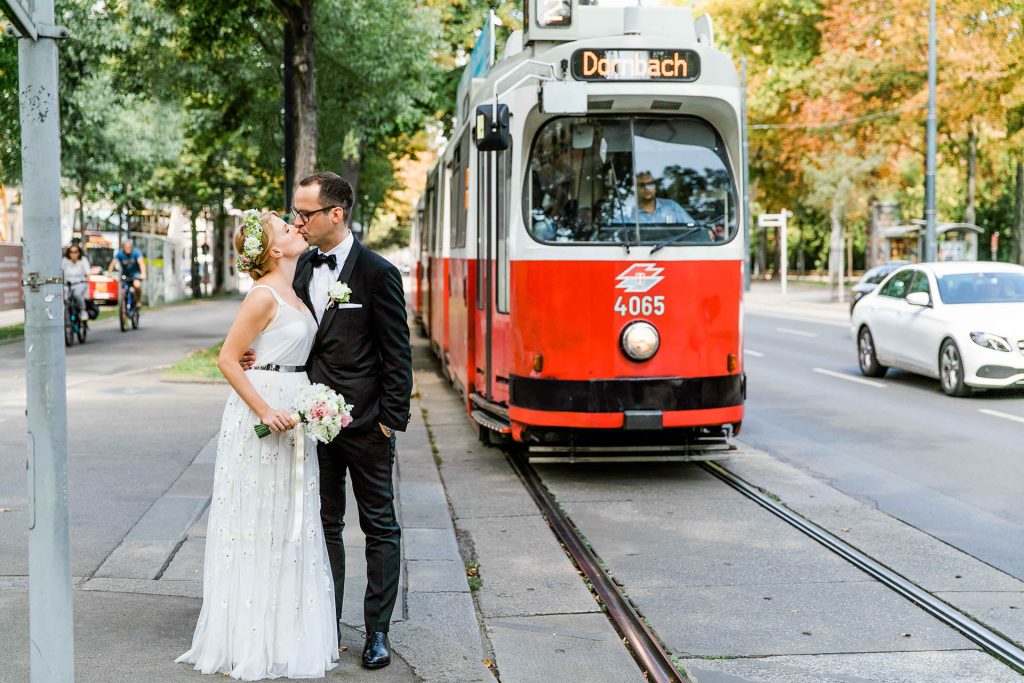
xmin=742 ymin=311 xmax=1024 ymax=580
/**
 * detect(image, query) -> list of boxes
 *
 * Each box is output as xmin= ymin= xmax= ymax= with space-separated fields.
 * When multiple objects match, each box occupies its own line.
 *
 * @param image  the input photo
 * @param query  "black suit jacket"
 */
xmin=295 ymin=238 xmax=413 ymax=433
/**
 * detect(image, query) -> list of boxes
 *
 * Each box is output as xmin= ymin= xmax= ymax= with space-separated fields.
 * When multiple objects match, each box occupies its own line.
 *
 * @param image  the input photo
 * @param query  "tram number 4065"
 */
xmin=614 ymin=295 xmax=665 ymax=317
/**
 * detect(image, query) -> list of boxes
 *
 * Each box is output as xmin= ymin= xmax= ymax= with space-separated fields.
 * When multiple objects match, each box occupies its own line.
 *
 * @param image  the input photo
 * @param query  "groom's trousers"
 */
xmin=318 ymin=426 xmax=401 ymax=633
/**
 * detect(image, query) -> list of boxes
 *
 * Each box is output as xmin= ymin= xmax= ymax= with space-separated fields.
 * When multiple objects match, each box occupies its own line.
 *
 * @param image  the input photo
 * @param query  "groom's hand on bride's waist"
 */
xmin=240 ymin=348 xmax=257 ymax=370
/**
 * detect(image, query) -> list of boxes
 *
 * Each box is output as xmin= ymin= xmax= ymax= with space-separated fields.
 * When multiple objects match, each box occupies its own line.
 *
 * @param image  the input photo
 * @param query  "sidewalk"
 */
xmin=744 ymin=279 xmax=852 ymax=325
xmin=0 ymin=393 xmax=490 ymax=682
xmin=0 ymin=307 xmax=22 ymax=328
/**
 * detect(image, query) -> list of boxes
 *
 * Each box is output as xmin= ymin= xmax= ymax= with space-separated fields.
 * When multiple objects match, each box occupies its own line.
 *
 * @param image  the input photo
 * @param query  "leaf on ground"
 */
xmin=0 ymin=508 xmax=13 ymax=512
xmin=840 ymin=527 xmax=852 ymax=532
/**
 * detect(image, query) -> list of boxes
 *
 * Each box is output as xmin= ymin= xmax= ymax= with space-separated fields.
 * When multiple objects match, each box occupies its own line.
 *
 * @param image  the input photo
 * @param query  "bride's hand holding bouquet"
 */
xmin=255 ymin=383 xmax=353 ymax=442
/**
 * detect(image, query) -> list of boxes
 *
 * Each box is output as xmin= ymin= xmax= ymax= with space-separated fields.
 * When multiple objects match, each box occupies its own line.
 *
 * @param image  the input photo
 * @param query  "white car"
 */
xmin=851 ymin=261 xmax=1024 ymax=396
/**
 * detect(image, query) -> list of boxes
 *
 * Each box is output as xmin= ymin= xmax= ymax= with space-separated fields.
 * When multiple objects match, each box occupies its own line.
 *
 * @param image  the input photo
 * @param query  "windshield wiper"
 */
xmin=616 ymin=226 xmax=631 ymax=254
xmin=649 ymin=225 xmax=706 ymax=255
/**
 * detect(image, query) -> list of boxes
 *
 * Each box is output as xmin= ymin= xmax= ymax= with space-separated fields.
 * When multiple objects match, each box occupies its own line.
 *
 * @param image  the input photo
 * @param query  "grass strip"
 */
xmin=162 ymin=340 xmax=226 ymax=383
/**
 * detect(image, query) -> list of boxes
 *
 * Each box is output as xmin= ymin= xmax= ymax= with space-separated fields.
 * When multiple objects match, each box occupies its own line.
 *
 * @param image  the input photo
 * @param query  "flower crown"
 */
xmin=236 ymin=210 xmax=264 ymax=273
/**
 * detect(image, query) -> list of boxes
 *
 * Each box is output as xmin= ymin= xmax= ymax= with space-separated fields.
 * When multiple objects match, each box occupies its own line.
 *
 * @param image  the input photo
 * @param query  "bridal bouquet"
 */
xmin=254 ymin=383 xmax=354 ymax=442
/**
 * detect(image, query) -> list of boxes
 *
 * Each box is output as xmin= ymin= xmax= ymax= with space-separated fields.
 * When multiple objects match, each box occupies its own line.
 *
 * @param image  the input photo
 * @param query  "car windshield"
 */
xmin=526 ymin=116 xmax=737 ymax=246
xmin=935 ymin=272 xmax=1024 ymax=304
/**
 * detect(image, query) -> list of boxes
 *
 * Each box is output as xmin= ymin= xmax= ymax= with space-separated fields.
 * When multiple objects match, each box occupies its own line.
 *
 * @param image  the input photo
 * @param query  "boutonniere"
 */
xmin=326 ymin=282 xmax=352 ymax=309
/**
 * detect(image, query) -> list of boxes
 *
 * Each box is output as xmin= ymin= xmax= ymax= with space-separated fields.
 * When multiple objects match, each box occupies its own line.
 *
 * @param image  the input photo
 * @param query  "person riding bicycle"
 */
xmin=62 ymin=244 xmax=92 ymax=318
xmin=108 ymin=238 xmax=146 ymax=307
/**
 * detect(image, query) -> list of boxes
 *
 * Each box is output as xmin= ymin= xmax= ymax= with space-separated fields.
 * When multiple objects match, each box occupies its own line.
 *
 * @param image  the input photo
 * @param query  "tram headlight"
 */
xmin=620 ymin=321 xmax=660 ymax=361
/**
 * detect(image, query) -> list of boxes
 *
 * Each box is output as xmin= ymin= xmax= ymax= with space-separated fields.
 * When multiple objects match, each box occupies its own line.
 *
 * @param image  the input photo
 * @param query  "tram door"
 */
xmin=474 ymin=151 xmax=494 ymax=399
xmin=474 ymin=147 xmax=512 ymax=405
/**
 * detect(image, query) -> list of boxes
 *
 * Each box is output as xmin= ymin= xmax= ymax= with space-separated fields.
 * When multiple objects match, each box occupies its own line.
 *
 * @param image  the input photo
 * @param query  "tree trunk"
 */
xmin=281 ymin=0 xmax=317 ymax=195
xmin=829 ymin=198 xmax=845 ymax=302
xmin=796 ymin=225 xmax=805 ymax=276
xmin=0 ymin=183 xmax=7 ymax=241
xmin=283 ymin=24 xmax=296 ymax=210
xmin=75 ymin=178 xmax=86 ymax=234
xmin=758 ymin=226 xmax=768 ymax=279
xmin=965 ymin=127 xmax=976 ymax=226
xmin=190 ymin=212 xmax=201 ymax=299
xmin=1015 ymin=160 xmax=1024 ymax=266
xmin=213 ymin=189 xmax=226 ymax=295
xmin=341 ymin=137 xmax=366 ymax=229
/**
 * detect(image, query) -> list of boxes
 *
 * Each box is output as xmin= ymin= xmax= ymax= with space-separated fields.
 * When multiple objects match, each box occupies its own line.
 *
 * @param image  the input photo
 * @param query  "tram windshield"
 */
xmin=527 ymin=117 xmax=737 ymax=246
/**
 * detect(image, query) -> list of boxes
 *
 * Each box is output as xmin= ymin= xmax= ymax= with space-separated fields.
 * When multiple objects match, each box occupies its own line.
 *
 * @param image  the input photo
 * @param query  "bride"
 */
xmin=177 ymin=211 xmax=338 ymax=680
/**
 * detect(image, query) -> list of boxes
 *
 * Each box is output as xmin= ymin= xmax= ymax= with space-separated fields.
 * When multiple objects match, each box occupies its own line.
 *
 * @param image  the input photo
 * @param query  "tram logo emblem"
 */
xmin=615 ymin=263 xmax=664 ymax=293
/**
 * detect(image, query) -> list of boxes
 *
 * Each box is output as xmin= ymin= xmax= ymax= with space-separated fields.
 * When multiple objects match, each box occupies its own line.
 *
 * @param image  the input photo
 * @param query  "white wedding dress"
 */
xmin=177 ymin=285 xmax=338 ymax=680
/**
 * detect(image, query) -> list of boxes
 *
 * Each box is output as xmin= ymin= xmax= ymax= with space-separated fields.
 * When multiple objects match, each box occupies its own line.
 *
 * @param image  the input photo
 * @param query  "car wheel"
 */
xmin=939 ymin=339 xmax=972 ymax=397
xmin=857 ymin=327 xmax=887 ymax=378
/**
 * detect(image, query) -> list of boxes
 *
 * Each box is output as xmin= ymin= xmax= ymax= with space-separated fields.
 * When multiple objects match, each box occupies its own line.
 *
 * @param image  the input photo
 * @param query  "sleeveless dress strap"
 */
xmin=248 ymin=284 xmax=283 ymax=323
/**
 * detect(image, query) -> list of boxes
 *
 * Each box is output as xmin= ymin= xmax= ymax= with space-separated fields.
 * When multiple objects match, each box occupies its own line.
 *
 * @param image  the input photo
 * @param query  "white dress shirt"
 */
xmin=310 ymin=233 xmax=353 ymax=322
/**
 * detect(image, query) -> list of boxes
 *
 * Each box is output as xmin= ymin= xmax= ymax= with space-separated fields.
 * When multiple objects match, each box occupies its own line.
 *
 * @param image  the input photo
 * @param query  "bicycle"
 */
xmin=119 ymin=275 xmax=141 ymax=332
xmin=64 ymin=282 xmax=88 ymax=346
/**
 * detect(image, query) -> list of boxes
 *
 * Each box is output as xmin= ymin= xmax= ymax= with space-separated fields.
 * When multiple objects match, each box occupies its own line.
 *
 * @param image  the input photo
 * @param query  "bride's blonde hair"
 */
xmin=234 ymin=211 xmax=279 ymax=279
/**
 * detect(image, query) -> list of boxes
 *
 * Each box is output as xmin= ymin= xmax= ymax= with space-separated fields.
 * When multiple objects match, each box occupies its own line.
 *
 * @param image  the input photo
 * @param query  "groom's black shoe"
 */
xmin=361 ymin=631 xmax=391 ymax=669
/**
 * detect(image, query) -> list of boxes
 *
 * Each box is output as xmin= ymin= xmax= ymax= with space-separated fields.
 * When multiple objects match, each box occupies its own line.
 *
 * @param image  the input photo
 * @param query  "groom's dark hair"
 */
xmin=300 ymin=172 xmax=354 ymax=225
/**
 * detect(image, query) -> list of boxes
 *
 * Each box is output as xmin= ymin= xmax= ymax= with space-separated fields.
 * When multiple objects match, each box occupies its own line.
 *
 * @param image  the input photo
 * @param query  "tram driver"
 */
xmin=634 ymin=171 xmax=694 ymax=225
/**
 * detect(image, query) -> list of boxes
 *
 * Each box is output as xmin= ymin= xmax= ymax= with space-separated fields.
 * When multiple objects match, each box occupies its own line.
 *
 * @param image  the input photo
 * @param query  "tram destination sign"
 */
xmin=571 ymin=49 xmax=700 ymax=83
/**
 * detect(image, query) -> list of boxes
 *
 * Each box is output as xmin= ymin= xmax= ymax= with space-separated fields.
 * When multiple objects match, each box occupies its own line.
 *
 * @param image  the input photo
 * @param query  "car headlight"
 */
xmin=621 ymin=321 xmax=659 ymax=361
xmin=970 ymin=332 xmax=1012 ymax=352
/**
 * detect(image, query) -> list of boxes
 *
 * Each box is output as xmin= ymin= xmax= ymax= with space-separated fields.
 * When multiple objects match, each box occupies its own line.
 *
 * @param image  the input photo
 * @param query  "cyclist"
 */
xmin=108 ymin=238 xmax=146 ymax=308
xmin=62 ymin=244 xmax=91 ymax=318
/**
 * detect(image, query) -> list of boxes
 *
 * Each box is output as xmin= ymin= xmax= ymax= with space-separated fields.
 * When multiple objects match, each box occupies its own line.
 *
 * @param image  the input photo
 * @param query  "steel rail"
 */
xmin=506 ymin=453 xmax=688 ymax=683
xmin=701 ymin=461 xmax=1024 ymax=674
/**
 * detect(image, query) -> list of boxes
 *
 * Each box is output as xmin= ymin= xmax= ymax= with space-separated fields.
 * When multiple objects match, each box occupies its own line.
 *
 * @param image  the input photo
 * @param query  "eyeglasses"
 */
xmin=639 ymin=182 xmax=658 ymax=190
xmin=290 ymin=206 xmax=339 ymax=224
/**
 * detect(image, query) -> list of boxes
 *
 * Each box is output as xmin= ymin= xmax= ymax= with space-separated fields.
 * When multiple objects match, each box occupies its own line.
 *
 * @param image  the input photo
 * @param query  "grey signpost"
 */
xmin=1 ymin=0 xmax=74 ymax=680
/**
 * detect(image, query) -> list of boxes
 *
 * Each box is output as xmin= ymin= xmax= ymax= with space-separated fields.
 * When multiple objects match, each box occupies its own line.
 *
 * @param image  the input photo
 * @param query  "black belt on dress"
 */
xmin=251 ymin=364 xmax=307 ymax=373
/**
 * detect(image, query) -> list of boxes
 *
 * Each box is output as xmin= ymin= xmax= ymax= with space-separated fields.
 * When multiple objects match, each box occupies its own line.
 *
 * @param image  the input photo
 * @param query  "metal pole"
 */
xmin=740 ymin=58 xmax=751 ymax=291
xmin=15 ymin=0 xmax=75 ymax=679
xmin=780 ymin=210 xmax=788 ymax=297
xmin=924 ymin=0 xmax=937 ymax=262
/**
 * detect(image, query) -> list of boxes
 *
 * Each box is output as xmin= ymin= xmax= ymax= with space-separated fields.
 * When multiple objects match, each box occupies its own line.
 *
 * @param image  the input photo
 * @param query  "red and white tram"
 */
xmin=413 ymin=1 xmax=746 ymax=451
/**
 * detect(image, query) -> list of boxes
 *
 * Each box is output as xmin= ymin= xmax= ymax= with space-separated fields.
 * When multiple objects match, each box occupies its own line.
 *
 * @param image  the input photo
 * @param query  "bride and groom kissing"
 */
xmin=176 ymin=171 xmax=413 ymax=680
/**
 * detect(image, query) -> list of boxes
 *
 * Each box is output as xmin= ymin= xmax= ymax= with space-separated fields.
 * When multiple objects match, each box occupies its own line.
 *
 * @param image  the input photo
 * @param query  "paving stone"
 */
xmin=486 ymin=613 xmax=645 ymax=683
xmin=165 ymin=463 xmax=215 ymax=498
xmin=390 ymin=591 xmax=491 ymax=683
xmin=407 ymin=559 xmax=469 ymax=593
xmin=122 ymin=496 xmax=208 ymax=543
xmin=636 ymin=581 xmax=971 ymax=657
xmin=79 ymin=577 xmax=202 ymax=599
xmin=159 ymin=537 xmax=205 ymax=582
xmin=397 ymin=480 xmax=453 ymax=530
xmin=95 ymin=541 xmax=180 ymax=580
xmin=680 ymin=650 xmax=1023 ymax=683
xmin=404 ymin=528 xmax=462 ymax=562
xmin=458 ymin=515 xmax=599 ymax=618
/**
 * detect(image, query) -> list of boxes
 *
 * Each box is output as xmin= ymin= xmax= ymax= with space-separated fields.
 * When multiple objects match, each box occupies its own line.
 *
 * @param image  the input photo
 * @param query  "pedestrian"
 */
xmin=61 ymin=244 xmax=91 ymax=318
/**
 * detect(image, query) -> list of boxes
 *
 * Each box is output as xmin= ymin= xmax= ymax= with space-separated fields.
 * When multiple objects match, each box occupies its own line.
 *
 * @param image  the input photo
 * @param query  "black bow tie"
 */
xmin=310 ymin=251 xmax=337 ymax=269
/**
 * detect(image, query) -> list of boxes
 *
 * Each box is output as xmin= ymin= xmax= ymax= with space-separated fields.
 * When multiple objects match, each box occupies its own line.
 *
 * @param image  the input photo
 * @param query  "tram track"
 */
xmin=700 ymin=460 xmax=1024 ymax=676
xmin=506 ymin=452 xmax=689 ymax=683
xmin=507 ymin=445 xmax=1024 ymax=680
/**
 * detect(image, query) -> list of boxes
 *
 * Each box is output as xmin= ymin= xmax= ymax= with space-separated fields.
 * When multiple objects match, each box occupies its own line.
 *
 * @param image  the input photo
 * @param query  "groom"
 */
xmin=292 ymin=172 xmax=412 ymax=668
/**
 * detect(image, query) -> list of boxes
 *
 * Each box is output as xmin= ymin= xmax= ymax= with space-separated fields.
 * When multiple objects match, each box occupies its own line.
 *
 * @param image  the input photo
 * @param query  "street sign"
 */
xmin=758 ymin=210 xmax=791 ymax=296
xmin=0 ymin=0 xmax=38 ymax=40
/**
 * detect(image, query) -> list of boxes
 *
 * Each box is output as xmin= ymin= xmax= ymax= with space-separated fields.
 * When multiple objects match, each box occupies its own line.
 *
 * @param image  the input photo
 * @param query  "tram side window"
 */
xmin=526 ymin=116 xmax=738 ymax=246
xmin=476 ymin=152 xmax=489 ymax=309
